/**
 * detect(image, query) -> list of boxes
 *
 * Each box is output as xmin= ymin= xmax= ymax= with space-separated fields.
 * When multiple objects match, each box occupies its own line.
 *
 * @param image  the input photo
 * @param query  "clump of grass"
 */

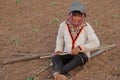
xmin=3 ymin=19 xmax=11 ymax=25
xmin=33 ymin=27 xmax=40 ymax=32
xmin=26 ymin=76 xmax=38 ymax=80
xmin=13 ymin=16 xmax=17 ymax=19
xmin=49 ymin=1 xmax=57 ymax=6
xmin=16 ymin=0 xmax=20 ymax=4
xmin=6 ymin=21 xmax=11 ymax=25
xmin=94 ymin=19 xmax=100 ymax=26
xmin=59 ymin=13 xmax=65 ymax=18
xmin=111 ymin=14 xmax=118 ymax=18
xmin=10 ymin=38 xmax=21 ymax=45
xmin=13 ymin=38 xmax=20 ymax=45
xmin=49 ymin=17 xmax=59 ymax=25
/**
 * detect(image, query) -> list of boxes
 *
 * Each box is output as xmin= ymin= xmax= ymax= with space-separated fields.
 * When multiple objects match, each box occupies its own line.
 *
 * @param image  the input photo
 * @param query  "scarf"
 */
xmin=66 ymin=12 xmax=86 ymax=27
xmin=66 ymin=12 xmax=87 ymax=40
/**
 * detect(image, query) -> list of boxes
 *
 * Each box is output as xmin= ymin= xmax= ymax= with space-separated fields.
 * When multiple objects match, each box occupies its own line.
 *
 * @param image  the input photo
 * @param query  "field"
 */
xmin=0 ymin=0 xmax=120 ymax=80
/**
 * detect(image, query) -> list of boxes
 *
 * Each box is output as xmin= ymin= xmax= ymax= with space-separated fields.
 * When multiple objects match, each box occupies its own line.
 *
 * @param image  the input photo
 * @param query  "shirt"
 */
xmin=55 ymin=21 xmax=100 ymax=58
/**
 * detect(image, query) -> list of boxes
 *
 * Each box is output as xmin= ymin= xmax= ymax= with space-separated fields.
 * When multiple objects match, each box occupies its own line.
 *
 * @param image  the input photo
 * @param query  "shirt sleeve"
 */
xmin=55 ymin=22 xmax=65 ymax=52
xmin=80 ymin=23 xmax=100 ymax=51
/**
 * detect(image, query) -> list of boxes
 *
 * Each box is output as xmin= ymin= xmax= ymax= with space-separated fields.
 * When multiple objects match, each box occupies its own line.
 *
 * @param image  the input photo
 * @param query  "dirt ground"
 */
xmin=0 ymin=0 xmax=120 ymax=80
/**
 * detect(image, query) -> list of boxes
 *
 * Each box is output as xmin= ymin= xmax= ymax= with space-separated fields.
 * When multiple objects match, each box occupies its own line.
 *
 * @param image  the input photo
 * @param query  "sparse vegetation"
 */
xmin=33 ymin=27 xmax=40 ymax=32
xmin=26 ymin=76 xmax=38 ymax=80
xmin=49 ymin=1 xmax=58 ymax=6
xmin=3 ymin=19 xmax=11 ymax=25
xmin=59 ymin=13 xmax=65 ymax=18
xmin=111 ymin=14 xmax=118 ymax=18
xmin=49 ymin=17 xmax=59 ymax=25
xmin=94 ymin=19 xmax=100 ymax=26
xmin=16 ymin=0 xmax=20 ymax=4
xmin=10 ymin=38 xmax=21 ymax=45
xmin=0 ymin=0 xmax=119 ymax=80
xmin=13 ymin=15 xmax=17 ymax=19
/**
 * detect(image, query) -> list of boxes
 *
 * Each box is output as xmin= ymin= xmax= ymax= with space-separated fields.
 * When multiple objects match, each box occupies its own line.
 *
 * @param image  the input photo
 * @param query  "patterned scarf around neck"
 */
xmin=66 ymin=12 xmax=87 ymax=39
xmin=66 ymin=12 xmax=86 ymax=27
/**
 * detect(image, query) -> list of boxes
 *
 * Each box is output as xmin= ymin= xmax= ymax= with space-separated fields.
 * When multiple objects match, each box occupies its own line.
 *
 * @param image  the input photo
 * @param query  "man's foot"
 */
xmin=57 ymin=74 xmax=68 ymax=80
xmin=53 ymin=72 xmax=68 ymax=80
xmin=53 ymin=72 xmax=59 ymax=80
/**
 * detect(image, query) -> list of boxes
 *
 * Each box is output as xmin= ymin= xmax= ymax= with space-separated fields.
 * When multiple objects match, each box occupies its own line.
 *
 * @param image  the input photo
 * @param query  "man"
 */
xmin=52 ymin=1 xmax=100 ymax=80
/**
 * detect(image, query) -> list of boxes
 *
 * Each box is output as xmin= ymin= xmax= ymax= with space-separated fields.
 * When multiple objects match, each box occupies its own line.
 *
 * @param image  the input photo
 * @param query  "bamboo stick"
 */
xmin=40 ymin=44 xmax=116 ymax=59
xmin=34 ymin=45 xmax=115 ymax=76
xmin=0 ymin=53 xmax=51 ymax=64
xmin=0 ymin=44 xmax=116 ymax=64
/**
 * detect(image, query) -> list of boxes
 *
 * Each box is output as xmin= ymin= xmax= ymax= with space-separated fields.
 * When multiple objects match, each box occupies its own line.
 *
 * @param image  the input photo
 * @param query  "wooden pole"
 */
xmin=0 ymin=44 xmax=116 ymax=64
xmin=0 ymin=53 xmax=51 ymax=64
xmin=40 ymin=44 xmax=116 ymax=59
xmin=34 ymin=44 xmax=116 ymax=75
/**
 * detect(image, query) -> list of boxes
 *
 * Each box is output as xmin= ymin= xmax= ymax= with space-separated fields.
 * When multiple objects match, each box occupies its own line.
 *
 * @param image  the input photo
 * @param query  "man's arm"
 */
xmin=80 ymin=23 xmax=100 ymax=51
xmin=55 ymin=23 xmax=65 ymax=53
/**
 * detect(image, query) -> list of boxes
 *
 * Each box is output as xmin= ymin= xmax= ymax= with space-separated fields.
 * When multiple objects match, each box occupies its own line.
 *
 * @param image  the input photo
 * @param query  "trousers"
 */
xmin=52 ymin=52 xmax=88 ymax=74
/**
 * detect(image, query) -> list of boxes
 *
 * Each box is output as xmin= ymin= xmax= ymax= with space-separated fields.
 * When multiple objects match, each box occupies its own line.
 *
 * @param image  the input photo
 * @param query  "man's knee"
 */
xmin=52 ymin=54 xmax=61 ymax=61
xmin=78 ymin=52 xmax=88 ymax=66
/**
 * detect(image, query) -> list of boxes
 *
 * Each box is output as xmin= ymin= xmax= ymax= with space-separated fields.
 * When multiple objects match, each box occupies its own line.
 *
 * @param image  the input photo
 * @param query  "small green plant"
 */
xmin=13 ymin=16 xmax=17 ymax=19
xmin=33 ymin=27 xmax=40 ymax=32
xmin=50 ymin=17 xmax=59 ymax=24
xmin=26 ymin=76 xmax=38 ymax=80
xmin=14 ymin=38 xmax=20 ymax=45
xmin=26 ymin=77 xmax=33 ymax=80
xmin=16 ymin=0 xmax=20 ymax=4
xmin=94 ymin=19 xmax=100 ymax=26
xmin=10 ymin=38 xmax=21 ymax=45
xmin=3 ymin=18 xmax=11 ymax=25
xmin=50 ymin=1 xmax=57 ymax=6
xmin=59 ymin=13 xmax=65 ymax=18
xmin=6 ymin=21 xmax=11 ymax=24
xmin=111 ymin=14 xmax=118 ymax=18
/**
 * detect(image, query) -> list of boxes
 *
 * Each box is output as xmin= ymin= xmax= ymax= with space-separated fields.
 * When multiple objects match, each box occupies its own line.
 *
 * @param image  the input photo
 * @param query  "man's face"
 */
xmin=72 ymin=14 xmax=82 ymax=26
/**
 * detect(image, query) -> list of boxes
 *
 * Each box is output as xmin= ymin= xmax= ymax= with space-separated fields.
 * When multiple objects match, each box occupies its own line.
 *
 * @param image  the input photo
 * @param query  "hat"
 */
xmin=69 ymin=2 xmax=85 ymax=13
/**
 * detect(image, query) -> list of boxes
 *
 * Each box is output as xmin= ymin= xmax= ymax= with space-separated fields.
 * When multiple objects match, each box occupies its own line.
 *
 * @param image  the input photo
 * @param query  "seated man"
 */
xmin=52 ymin=1 xmax=100 ymax=80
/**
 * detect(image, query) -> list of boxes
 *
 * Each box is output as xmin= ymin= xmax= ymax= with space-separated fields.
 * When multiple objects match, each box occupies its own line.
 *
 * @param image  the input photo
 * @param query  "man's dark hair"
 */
xmin=72 ymin=11 xmax=86 ymax=17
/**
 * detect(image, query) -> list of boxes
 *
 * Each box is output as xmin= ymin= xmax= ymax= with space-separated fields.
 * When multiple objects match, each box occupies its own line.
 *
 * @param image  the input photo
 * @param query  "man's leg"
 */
xmin=52 ymin=54 xmax=74 ymax=80
xmin=52 ymin=54 xmax=74 ymax=73
xmin=62 ymin=53 xmax=88 ymax=74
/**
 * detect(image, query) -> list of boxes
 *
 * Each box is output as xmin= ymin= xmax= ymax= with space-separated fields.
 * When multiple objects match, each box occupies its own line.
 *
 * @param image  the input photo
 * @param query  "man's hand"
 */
xmin=51 ymin=51 xmax=61 ymax=57
xmin=71 ymin=47 xmax=81 ymax=55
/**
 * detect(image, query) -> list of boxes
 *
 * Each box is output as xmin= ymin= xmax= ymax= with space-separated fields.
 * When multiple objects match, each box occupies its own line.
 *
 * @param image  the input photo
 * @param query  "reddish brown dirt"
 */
xmin=0 ymin=0 xmax=120 ymax=80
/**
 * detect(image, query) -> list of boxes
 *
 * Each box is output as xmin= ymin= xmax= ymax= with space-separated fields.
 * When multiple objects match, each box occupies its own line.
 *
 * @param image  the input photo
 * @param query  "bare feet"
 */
xmin=53 ymin=72 xmax=59 ymax=80
xmin=53 ymin=72 xmax=68 ymax=80
xmin=57 ymin=74 xmax=68 ymax=80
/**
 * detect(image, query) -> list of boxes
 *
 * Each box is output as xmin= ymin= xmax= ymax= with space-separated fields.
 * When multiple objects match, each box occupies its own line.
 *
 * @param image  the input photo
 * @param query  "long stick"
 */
xmin=40 ymin=44 xmax=116 ymax=59
xmin=35 ymin=45 xmax=115 ymax=76
xmin=0 ymin=53 xmax=51 ymax=64
xmin=0 ymin=44 xmax=116 ymax=64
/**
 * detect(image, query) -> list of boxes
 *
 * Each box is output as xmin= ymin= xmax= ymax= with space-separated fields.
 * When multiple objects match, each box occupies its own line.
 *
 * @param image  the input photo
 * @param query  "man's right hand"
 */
xmin=51 ymin=51 xmax=61 ymax=57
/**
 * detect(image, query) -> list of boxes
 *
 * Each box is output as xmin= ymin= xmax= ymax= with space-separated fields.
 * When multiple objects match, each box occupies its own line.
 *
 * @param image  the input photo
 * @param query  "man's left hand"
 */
xmin=71 ymin=47 xmax=81 ymax=55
